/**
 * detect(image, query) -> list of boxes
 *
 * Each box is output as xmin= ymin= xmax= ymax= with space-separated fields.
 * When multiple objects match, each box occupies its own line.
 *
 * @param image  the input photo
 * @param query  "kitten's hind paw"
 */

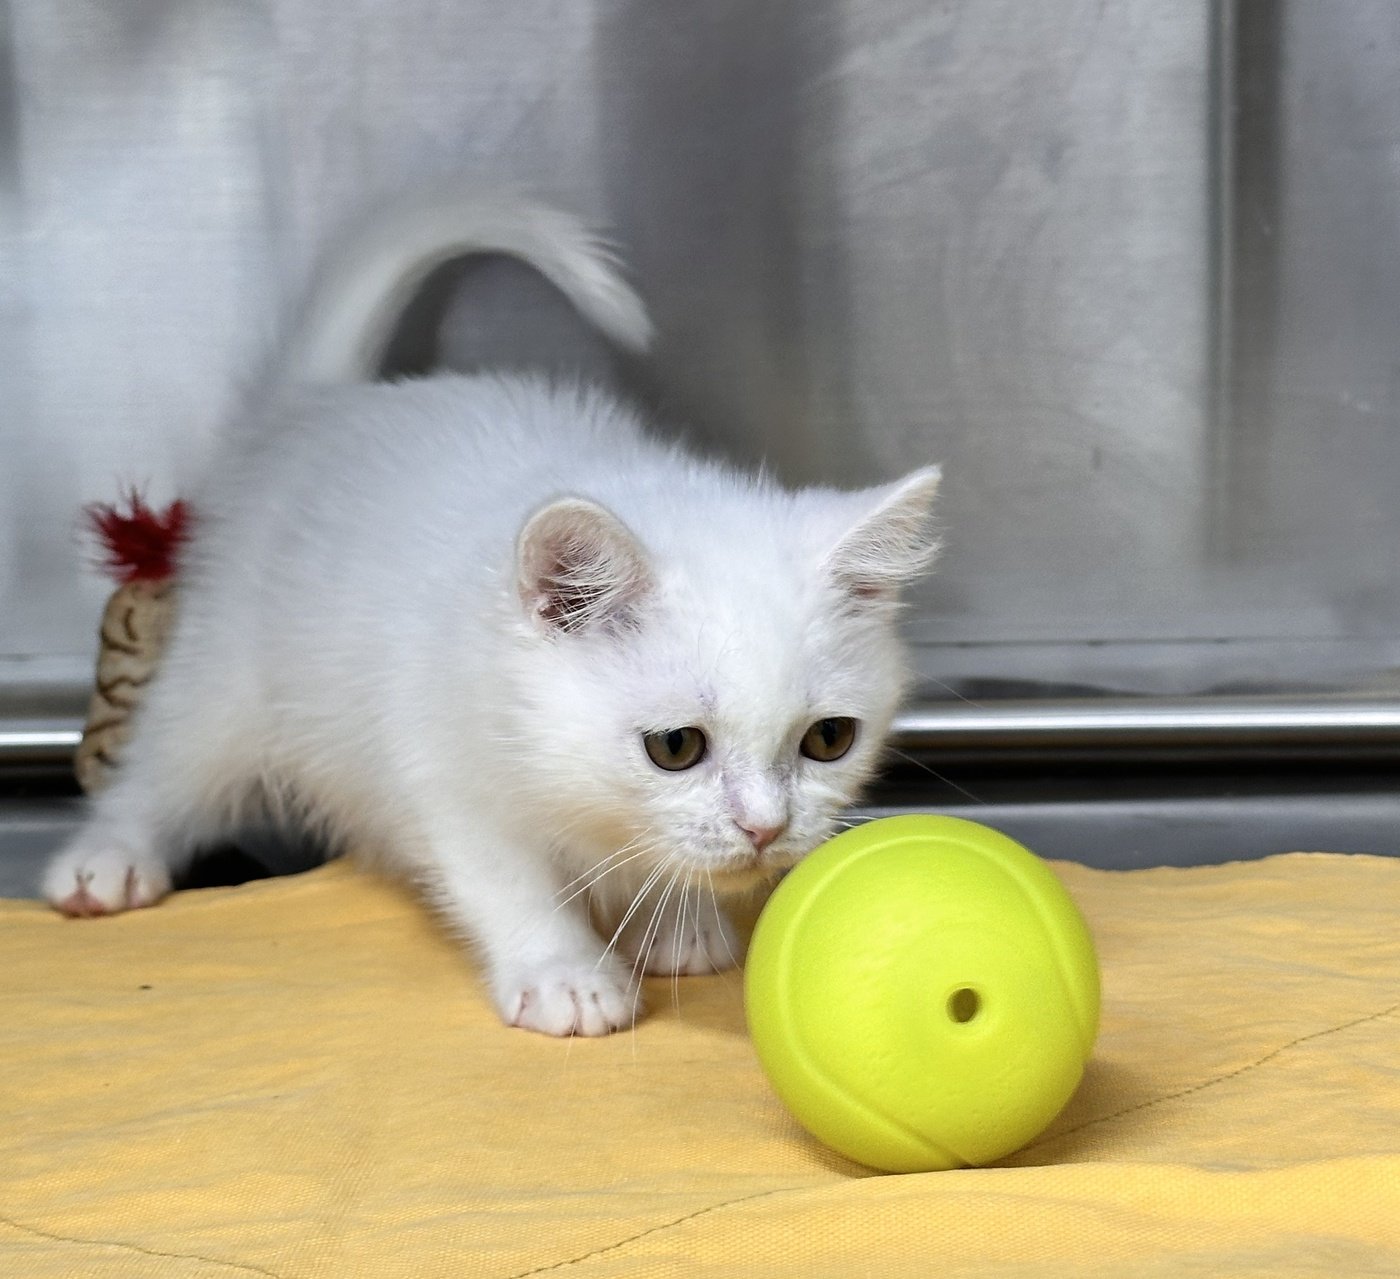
xmin=43 ymin=840 xmax=172 ymax=917
xmin=493 ymin=958 xmax=641 ymax=1037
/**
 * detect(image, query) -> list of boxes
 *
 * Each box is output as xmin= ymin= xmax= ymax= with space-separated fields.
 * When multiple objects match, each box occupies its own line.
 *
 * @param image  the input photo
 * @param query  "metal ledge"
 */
xmin=6 ymin=694 xmax=1400 ymax=768
xmin=889 ymin=694 xmax=1400 ymax=762
xmin=0 ymin=720 xmax=82 ymax=764
xmin=854 ymin=790 xmax=1400 ymax=866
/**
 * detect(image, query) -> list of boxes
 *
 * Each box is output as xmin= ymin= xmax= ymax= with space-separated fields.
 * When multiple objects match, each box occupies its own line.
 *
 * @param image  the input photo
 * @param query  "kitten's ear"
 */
xmin=516 ymin=497 xmax=654 ymax=634
xmin=823 ymin=466 xmax=943 ymax=603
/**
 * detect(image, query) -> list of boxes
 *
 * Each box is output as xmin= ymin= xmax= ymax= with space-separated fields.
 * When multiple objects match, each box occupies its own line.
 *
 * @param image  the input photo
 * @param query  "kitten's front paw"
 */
xmin=43 ymin=840 xmax=171 ymax=918
xmin=494 ymin=958 xmax=641 ymax=1037
xmin=630 ymin=900 xmax=743 ymax=977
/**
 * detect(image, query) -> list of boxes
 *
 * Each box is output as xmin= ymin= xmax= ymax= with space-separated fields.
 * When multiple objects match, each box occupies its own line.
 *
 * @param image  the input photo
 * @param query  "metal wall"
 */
xmin=4 ymin=1 xmax=1399 ymax=736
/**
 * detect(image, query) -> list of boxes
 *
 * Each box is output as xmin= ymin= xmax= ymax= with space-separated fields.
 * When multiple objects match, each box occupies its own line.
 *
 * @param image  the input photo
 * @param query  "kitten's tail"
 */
xmin=278 ymin=186 xmax=653 ymax=384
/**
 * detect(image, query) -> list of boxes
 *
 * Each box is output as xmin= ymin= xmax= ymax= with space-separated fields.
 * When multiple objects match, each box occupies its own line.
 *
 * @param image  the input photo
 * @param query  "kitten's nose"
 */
xmin=736 ymin=821 xmax=785 ymax=853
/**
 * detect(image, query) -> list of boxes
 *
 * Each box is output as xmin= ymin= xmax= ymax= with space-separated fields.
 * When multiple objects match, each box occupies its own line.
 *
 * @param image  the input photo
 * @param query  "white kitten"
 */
xmin=44 ymin=192 xmax=941 ymax=1037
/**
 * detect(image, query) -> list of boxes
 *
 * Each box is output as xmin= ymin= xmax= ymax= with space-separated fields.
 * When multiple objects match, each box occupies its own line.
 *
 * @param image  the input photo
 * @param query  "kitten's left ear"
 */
xmin=823 ymin=466 xmax=943 ymax=602
xmin=517 ymin=496 xmax=655 ymax=634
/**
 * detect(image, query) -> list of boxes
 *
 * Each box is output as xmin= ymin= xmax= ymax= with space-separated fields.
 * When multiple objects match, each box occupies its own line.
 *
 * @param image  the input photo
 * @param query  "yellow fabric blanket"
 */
xmin=3 ymin=852 xmax=1399 ymax=1277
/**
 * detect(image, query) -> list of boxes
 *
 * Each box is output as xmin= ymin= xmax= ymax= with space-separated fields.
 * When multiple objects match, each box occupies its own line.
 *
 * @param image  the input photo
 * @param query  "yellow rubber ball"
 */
xmin=745 ymin=815 xmax=1100 ymax=1173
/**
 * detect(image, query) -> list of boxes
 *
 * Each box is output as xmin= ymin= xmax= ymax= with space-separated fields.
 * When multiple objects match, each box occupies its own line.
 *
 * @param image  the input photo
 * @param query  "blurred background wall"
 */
xmin=4 ymin=0 xmax=1399 ymax=726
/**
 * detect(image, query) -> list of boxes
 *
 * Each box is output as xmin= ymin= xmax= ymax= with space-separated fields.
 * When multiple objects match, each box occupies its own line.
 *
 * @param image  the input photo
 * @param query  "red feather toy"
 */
xmin=85 ymin=491 xmax=191 ymax=584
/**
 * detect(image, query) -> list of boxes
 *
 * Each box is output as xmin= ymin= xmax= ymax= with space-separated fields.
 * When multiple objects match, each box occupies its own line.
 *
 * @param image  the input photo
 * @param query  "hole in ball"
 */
xmin=947 ymin=987 xmax=981 ymax=1024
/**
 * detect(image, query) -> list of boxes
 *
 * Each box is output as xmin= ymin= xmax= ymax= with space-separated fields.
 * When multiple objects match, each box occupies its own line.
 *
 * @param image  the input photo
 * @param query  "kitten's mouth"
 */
xmin=702 ymin=864 xmax=772 ymax=893
xmin=700 ymin=850 xmax=797 ymax=894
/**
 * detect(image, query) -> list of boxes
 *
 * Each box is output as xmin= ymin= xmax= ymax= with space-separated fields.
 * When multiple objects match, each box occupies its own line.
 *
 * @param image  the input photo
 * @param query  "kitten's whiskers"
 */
xmin=552 ymin=837 xmax=653 ymax=914
xmin=705 ymin=869 xmax=742 ymax=973
xmin=632 ymin=866 xmax=682 ymax=992
xmin=886 ymin=746 xmax=985 ymax=804
xmin=670 ymin=877 xmax=691 ymax=1013
xmin=598 ymin=859 xmax=668 ymax=972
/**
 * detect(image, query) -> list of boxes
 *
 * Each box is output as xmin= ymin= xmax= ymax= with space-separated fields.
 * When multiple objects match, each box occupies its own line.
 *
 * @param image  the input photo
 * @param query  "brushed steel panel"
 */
xmin=3 ymin=0 xmax=1399 ymax=713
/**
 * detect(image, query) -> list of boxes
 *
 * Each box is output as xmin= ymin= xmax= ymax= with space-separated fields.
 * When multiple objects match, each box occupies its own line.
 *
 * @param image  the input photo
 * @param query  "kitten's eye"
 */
xmin=800 ymin=717 xmax=858 ymax=762
xmin=643 ymin=727 xmax=708 ymax=772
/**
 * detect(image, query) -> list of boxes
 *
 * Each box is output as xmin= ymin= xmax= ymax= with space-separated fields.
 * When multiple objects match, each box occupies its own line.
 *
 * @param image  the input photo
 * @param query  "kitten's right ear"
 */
xmin=516 ymin=497 xmax=654 ymax=634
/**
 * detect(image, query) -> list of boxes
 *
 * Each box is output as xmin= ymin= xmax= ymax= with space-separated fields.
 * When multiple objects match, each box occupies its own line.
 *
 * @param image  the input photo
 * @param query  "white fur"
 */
xmin=45 ymin=196 xmax=941 ymax=1038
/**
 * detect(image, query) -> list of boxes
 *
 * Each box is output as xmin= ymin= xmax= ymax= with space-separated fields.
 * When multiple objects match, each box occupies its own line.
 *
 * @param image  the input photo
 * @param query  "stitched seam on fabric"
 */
xmin=0 ymin=1210 xmax=287 ymax=1278
xmin=507 ymin=1187 xmax=797 ymax=1277
xmin=1020 ymin=997 xmax=1400 ymax=1156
